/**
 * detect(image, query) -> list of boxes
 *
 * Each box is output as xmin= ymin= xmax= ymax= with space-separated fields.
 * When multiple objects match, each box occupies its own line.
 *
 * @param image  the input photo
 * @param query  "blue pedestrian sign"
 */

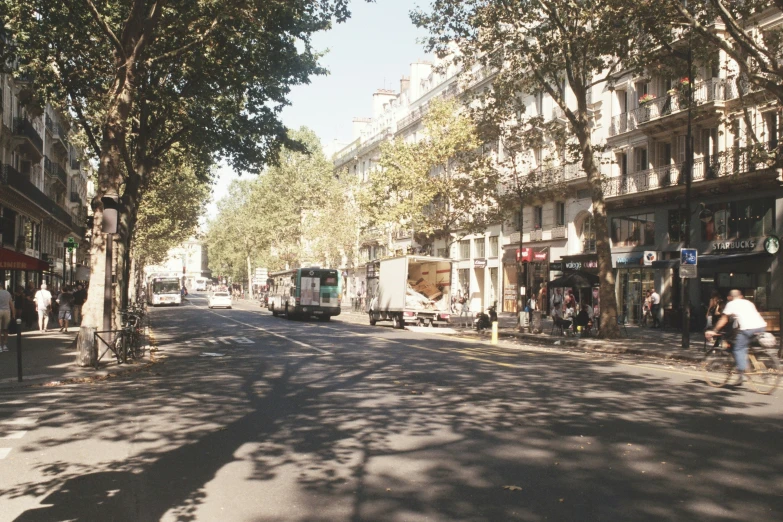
xmin=680 ymin=248 xmax=698 ymax=266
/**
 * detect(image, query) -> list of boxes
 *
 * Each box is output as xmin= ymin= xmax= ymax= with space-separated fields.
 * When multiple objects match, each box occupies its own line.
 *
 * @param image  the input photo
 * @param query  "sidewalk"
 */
xmin=0 ymin=326 xmax=152 ymax=389
xmin=338 ymin=306 xmax=729 ymax=363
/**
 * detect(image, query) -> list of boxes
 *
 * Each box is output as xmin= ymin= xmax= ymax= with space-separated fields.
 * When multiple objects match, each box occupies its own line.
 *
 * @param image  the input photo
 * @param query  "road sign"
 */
xmin=680 ymin=248 xmax=697 ymax=265
xmin=680 ymin=264 xmax=697 ymax=278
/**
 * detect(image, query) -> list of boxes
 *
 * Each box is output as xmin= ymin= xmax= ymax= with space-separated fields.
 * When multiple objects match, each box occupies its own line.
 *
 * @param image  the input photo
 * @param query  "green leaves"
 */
xmin=363 ymin=97 xmax=501 ymax=245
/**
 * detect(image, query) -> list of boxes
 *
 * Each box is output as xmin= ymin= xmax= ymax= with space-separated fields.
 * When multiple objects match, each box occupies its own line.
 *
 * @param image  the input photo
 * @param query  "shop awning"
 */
xmin=548 ymin=270 xmax=599 ymax=288
xmin=650 ymin=259 xmax=679 ymax=268
xmin=697 ymin=252 xmax=773 ymax=267
xmin=0 ymin=248 xmax=51 ymax=271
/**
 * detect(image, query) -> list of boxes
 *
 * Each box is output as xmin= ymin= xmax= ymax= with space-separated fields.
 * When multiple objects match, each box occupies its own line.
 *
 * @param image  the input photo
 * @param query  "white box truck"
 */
xmin=365 ymin=255 xmax=453 ymax=329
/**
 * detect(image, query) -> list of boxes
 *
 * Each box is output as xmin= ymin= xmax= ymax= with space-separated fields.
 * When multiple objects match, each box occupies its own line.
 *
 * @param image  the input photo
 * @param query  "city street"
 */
xmin=0 ymin=294 xmax=781 ymax=521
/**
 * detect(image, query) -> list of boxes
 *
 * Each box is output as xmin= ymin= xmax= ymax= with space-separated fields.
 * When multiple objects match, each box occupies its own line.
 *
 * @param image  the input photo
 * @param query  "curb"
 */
xmin=462 ymin=328 xmax=704 ymax=363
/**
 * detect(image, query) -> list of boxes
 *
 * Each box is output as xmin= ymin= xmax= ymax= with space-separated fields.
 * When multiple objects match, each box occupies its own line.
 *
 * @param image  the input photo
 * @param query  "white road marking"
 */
xmin=235 ymin=337 xmax=254 ymax=344
xmin=0 ymin=448 xmax=10 ymax=459
xmin=0 ymin=431 xmax=26 ymax=439
xmin=205 ymin=311 xmax=332 ymax=355
xmin=217 ymin=337 xmax=232 ymax=345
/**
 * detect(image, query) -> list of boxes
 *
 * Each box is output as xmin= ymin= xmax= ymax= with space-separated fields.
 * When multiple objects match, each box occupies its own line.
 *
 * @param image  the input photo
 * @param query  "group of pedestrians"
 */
xmin=641 ymin=289 xmax=662 ymax=328
xmin=0 ymin=281 xmax=87 ymax=350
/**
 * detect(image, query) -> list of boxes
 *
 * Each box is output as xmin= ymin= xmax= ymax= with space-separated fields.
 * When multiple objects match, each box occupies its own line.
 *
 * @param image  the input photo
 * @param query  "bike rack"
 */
xmin=94 ymin=329 xmax=124 ymax=369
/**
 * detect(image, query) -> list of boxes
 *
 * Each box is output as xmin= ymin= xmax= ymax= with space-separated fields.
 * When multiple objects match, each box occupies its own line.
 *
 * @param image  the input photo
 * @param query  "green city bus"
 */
xmin=268 ymin=267 xmax=341 ymax=320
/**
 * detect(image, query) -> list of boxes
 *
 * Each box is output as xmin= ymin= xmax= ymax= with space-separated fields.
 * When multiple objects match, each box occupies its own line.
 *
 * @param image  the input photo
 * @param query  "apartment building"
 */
xmin=0 ymin=73 xmax=91 ymax=293
xmin=335 ymin=15 xmax=782 ymax=323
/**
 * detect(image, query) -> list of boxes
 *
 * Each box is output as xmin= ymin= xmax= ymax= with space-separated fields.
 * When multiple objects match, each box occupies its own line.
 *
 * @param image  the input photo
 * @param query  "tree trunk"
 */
xmin=580 ymin=138 xmax=619 ymax=338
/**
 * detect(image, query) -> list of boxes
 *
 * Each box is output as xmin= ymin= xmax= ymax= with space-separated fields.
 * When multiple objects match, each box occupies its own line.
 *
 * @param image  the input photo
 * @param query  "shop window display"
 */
xmin=611 ymin=213 xmax=655 ymax=247
xmin=701 ymin=199 xmax=774 ymax=241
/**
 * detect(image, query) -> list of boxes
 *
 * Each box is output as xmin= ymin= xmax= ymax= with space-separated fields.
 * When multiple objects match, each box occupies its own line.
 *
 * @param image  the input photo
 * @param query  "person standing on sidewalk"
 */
xmin=0 ymin=283 xmax=16 ymax=352
xmin=57 ymin=286 xmax=74 ymax=333
xmin=706 ymin=289 xmax=767 ymax=382
xmin=34 ymin=282 xmax=53 ymax=332
xmin=650 ymin=289 xmax=661 ymax=328
xmin=72 ymin=283 xmax=86 ymax=325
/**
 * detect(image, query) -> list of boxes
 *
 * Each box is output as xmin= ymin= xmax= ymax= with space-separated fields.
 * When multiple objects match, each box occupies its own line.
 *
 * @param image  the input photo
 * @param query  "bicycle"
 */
xmin=702 ymin=335 xmax=781 ymax=394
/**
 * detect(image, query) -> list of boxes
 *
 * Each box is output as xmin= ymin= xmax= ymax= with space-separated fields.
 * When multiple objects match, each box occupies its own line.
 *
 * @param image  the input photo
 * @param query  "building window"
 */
xmin=1 ymin=207 xmax=16 ymax=246
xmin=702 ymin=199 xmax=775 ymax=241
xmin=489 ymin=236 xmax=499 ymax=257
xmin=459 ymin=239 xmax=470 ymax=259
xmin=556 ymin=202 xmax=566 ymax=227
xmin=634 ymin=147 xmax=648 ymax=173
xmin=612 ymin=213 xmax=655 ymax=247
xmin=668 ymin=209 xmax=687 ymax=243
xmin=764 ymin=112 xmax=778 ymax=150
xmin=474 ymin=238 xmax=485 ymax=258
xmin=437 ymin=248 xmax=448 ymax=258
xmin=458 ymin=268 xmax=470 ymax=296
xmin=533 ymin=206 xmax=543 ymax=229
xmin=582 ymin=215 xmax=596 ymax=253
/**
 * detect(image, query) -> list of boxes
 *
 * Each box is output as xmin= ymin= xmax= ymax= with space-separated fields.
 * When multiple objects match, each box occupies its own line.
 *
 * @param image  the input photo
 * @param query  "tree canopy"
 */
xmin=361 ymin=97 xmax=501 ymax=249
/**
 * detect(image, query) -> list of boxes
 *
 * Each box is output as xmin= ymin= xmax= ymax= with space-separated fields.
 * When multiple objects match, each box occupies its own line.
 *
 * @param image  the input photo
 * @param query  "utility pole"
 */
xmin=681 ymin=24 xmax=694 ymax=349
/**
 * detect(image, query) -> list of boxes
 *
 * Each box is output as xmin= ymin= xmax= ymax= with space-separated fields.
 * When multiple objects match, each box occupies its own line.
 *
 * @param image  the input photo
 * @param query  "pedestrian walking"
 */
xmin=34 ymin=282 xmax=53 ymax=332
xmin=0 ymin=282 xmax=16 ymax=352
xmin=23 ymin=281 xmax=36 ymax=329
xmin=57 ymin=286 xmax=74 ymax=333
xmin=650 ymin=288 xmax=661 ymax=328
xmin=459 ymin=293 xmax=471 ymax=328
xmin=72 ymin=283 xmax=87 ymax=325
xmin=527 ymin=295 xmax=537 ymax=325
xmin=641 ymin=290 xmax=652 ymax=327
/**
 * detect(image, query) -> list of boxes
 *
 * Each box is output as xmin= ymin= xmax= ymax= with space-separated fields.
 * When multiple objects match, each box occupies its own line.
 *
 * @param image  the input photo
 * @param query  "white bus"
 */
xmin=147 ymin=276 xmax=182 ymax=306
xmin=194 ymin=277 xmax=209 ymax=292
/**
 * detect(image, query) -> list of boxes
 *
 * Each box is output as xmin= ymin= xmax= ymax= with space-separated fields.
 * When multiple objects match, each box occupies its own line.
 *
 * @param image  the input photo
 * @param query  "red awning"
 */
xmin=0 ymin=248 xmax=50 ymax=271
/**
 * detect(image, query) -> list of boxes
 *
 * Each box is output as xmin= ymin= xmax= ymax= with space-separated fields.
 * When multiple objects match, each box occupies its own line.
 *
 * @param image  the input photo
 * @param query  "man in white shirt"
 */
xmin=707 ymin=289 xmax=767 ymax=380
xmin=0 ymin=283 xmax=16 ymax=352
xmin=650 ymin=289 xmax=661 ymax=328
xmin=34 ymin=282 xmax=52 ymax=332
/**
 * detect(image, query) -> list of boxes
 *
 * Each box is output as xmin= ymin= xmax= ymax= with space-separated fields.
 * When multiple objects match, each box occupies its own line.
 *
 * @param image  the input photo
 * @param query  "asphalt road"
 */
xmin=1 ymin=293 xmax=781 ymax=521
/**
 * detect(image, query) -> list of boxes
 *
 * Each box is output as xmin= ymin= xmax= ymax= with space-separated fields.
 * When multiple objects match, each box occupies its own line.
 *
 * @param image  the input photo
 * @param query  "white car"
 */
xmin=208 ymin=291 xmax=232 ymax=309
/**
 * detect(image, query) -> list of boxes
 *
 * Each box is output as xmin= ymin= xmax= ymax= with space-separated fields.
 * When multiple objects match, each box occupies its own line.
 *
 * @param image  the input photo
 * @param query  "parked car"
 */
xmin=208 ymin=291 xmax=232 ymax=309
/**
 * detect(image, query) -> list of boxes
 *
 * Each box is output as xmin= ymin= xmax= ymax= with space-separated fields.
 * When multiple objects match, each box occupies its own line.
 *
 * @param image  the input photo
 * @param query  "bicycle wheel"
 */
xmin=703 ymin=349 xmax=734 ymax=388
xmin=113 ymin=334 xmax=127 ymax=364
xmin=745 ymin=350 xmax=781 ymax=395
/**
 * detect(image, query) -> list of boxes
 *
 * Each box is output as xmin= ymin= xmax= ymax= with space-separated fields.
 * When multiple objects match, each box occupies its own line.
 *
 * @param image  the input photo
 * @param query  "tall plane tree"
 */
xmin=414 ymin=0 xmax=647 ymax=337
xmin=2 ymin=0 xmax=361 ymax=345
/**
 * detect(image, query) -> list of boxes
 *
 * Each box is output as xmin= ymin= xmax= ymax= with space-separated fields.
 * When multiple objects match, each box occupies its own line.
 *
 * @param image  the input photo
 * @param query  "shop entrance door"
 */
xmin=620 ymin=269 xmax=655 ymax=324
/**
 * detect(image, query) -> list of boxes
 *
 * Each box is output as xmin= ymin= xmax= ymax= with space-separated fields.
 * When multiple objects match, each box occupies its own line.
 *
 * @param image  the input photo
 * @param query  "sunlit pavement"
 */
xmin=0 ymin=293 xmax=781 ymax=521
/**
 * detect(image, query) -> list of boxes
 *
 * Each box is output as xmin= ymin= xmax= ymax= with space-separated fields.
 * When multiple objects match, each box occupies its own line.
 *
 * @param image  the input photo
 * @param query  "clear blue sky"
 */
xmin=282 ymin=0 xmax=430 ymax=146
xmin=207 ymin=0 xmax=430 ymax=219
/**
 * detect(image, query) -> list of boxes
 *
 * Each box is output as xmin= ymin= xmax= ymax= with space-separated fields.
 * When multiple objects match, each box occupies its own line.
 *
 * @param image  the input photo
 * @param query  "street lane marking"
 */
xmin=205 ymin=311 xmax=332 ymax=355
xmin=0 ymin=448 xmax=10 ymax=459
xmin=1 ymin=417 xmax=37 ymax=426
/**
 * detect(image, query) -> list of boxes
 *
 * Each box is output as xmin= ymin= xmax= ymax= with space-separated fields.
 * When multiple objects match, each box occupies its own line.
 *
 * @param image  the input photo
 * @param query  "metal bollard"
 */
xmin=491 ymin=321 xmax=498 ymax=345
xmin=16 ymin=318 xmax=22 ymax=382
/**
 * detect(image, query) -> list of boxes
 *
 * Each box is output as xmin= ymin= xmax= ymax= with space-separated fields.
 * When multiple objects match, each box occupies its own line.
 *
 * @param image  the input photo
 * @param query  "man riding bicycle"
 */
xmin=706 ymin=289 xmax=767 ymax=383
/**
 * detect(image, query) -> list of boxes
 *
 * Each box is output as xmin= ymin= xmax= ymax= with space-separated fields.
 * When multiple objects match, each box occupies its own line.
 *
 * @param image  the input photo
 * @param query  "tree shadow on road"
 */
xmin=1 ymin=308 xmax=782 ymax=521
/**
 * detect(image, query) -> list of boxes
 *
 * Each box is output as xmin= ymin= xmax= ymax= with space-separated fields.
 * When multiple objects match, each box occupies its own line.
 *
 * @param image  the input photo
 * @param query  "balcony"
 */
xmin=604 ymin=146 xmax=775 ymax=198
xmin=551 ymin=226 xmax=567 ymax=239
xmin=12 ymin=118 xmax=43 ymax=159
xmin=609 ymin=78 xmax=730 ymax=137
xmin=529 ymin=229 xmax=543 ymax=241
xmin=2 ymin=164 xmax=74 ymax=230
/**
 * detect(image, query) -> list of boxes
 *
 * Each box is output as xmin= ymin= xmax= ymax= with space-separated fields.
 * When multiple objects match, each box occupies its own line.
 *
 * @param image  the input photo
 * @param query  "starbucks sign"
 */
xmin=764 ymin=235 xmax=780 ymax=255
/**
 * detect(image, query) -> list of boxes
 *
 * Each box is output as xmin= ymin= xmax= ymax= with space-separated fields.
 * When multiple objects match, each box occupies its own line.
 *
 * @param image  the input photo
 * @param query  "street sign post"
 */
xmin=680 ymin=248 xmax=698 ymax=278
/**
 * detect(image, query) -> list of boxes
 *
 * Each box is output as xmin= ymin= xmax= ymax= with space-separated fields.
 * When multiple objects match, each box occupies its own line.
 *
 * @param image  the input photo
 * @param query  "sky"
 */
xmin=205 ymin=0 xmax=430 ymax=221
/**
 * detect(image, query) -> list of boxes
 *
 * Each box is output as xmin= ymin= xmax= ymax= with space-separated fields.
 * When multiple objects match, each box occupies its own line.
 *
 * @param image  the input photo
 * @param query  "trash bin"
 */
xmin=519 ymin=312 xmax=529 ymax=328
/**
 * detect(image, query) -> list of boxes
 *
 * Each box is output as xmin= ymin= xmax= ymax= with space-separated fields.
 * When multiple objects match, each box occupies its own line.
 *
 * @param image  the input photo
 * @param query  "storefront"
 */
xmin=695 ymin=236 xmax=778 ymax=311
xmin=501 ymin=248 xmax=518 ymax=313
xmin=501 ymin=247 xmax=549 ymax=313
xmin=612 ymin=252 xmax=655 ymax=324
xmin=0 ymin=248 xmax=50 ymax=291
